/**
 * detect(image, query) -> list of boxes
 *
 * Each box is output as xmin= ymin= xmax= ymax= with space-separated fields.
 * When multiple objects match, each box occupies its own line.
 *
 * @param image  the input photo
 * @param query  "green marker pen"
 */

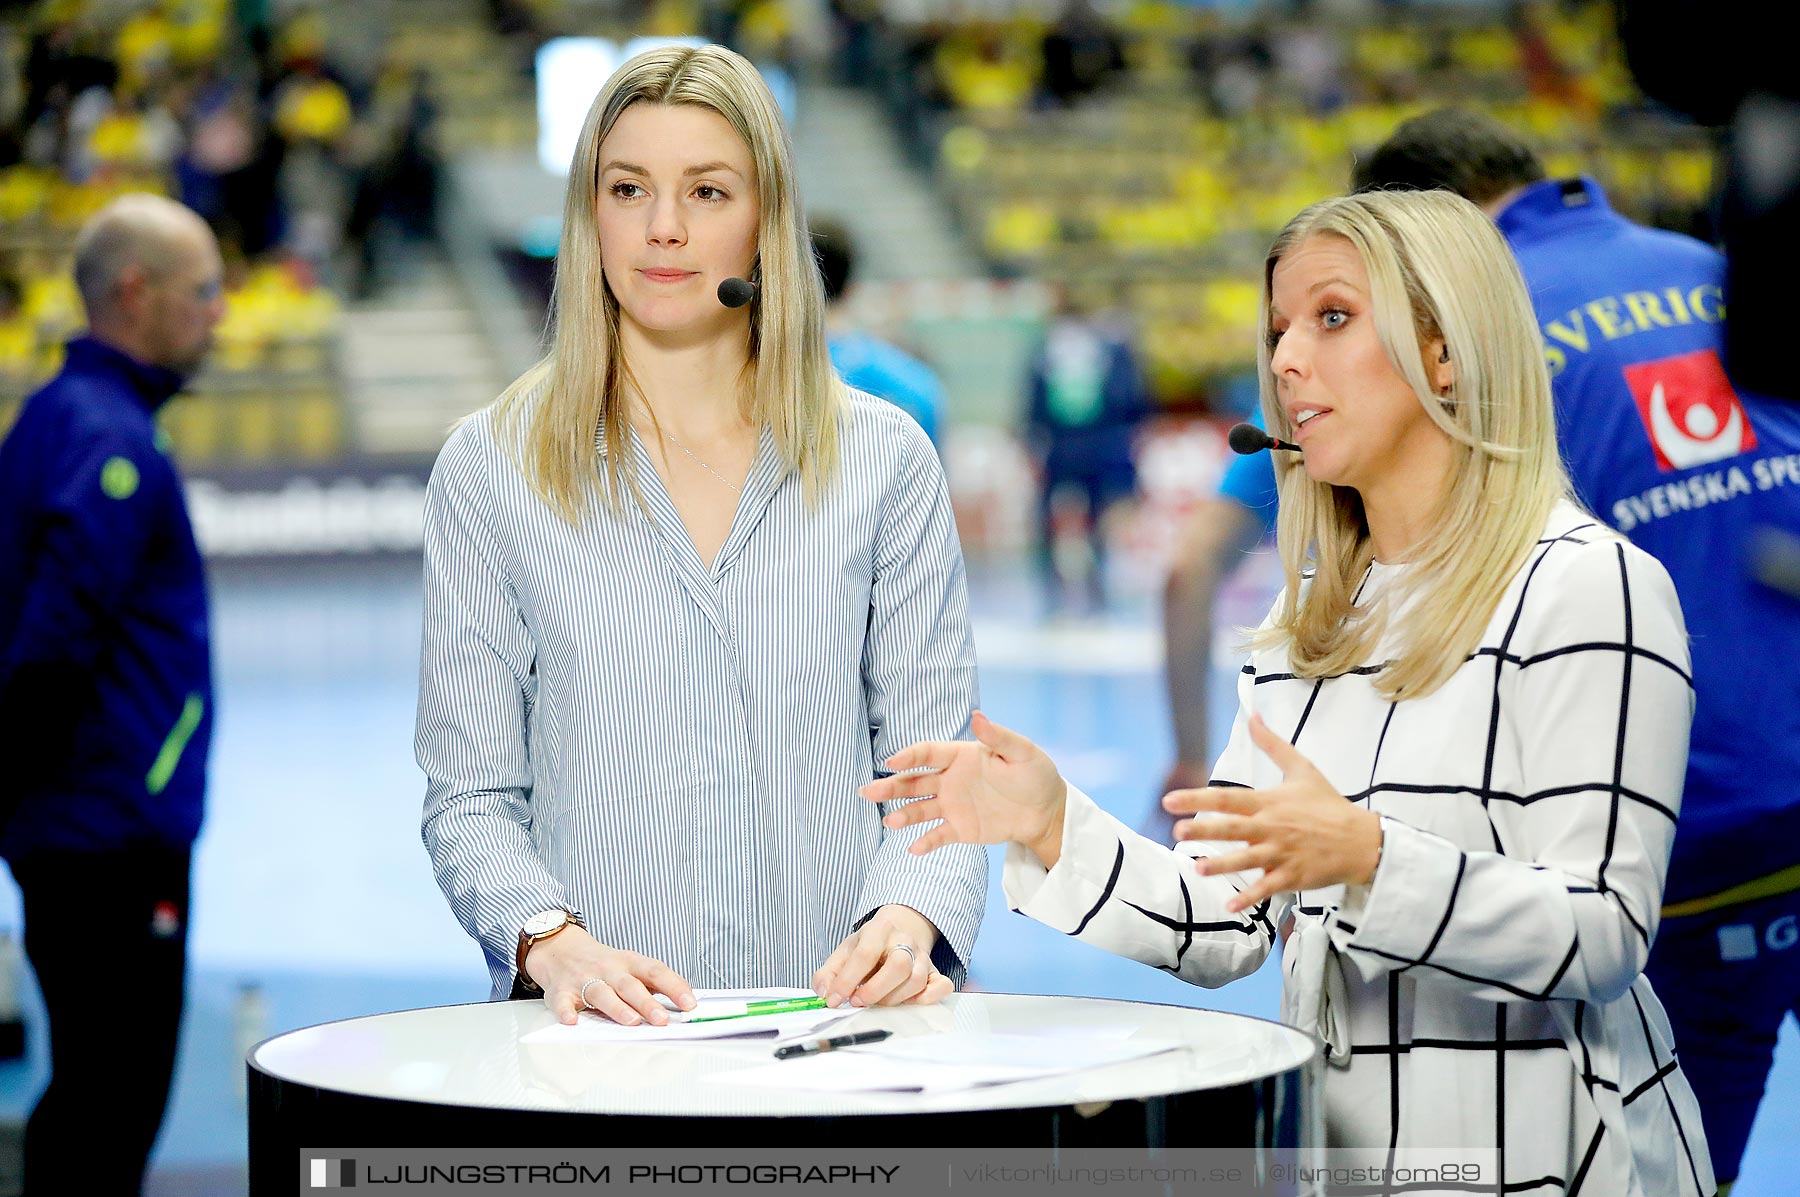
xmin=676 ymin=996 xmax=831 ymax=1023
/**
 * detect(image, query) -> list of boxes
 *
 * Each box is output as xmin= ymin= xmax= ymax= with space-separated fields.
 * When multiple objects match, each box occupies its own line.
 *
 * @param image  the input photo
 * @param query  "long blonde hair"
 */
xmin=495 ymin=44 xmax=841 ymax=520
xmin=1253 ymin=189 xmax=1572 ymax=700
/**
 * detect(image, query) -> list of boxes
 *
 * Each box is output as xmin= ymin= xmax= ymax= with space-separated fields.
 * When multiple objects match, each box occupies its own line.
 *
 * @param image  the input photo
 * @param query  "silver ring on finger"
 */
xmin=892 ymin=943 xmax=917 ymax=965
xmin=579 ymin=978 xmax=606 ymax=1010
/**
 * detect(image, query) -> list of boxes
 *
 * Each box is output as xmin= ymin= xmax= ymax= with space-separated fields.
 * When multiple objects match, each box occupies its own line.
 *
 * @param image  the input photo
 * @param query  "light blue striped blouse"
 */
xmin=416 ymin=389 xmax=987 ymax=1000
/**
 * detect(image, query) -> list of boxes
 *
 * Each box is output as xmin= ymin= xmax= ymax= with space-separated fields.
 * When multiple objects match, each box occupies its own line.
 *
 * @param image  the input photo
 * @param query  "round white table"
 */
xmin=248 ymin=993 xmax=1316 ymax=1192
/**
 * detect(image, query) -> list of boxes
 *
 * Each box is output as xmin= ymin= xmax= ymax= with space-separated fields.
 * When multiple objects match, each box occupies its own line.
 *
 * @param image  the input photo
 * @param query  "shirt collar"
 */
xmin=1493 ymin=176 xmax=1614 ymax=248
xmin=62 ymin=335 xmax=188 ymax=412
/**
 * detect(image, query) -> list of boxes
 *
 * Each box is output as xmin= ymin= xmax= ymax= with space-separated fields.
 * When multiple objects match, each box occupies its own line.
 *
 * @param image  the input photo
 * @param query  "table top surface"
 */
xmin=250 ymin=992 xmax=1316 ymax=1118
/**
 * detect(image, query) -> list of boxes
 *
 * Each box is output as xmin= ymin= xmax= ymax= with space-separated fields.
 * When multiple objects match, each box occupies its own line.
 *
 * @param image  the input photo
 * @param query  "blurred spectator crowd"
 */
xmin=0 ymin=0 xmax=439 ymax=464
xmin=0 ymin=0 xmax=1730 ymax=466
xmin=838 ymin=0 xmax=1718 ymax=411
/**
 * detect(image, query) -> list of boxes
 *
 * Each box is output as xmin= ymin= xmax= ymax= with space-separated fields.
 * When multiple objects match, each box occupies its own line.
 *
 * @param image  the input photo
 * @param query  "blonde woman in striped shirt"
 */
xmin=417 ymin=45 xmax=984 ymax=1028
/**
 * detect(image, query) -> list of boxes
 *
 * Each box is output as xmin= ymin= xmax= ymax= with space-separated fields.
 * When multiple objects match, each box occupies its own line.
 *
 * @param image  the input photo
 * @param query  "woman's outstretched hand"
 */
xmin=1163 ymin=714 xmax=1383 ymax=912
xmin=858 ymin=711 xmax=1069 ymax=867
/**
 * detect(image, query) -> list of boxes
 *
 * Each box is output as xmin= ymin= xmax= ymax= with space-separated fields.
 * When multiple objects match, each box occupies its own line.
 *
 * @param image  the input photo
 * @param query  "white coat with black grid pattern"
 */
xmin=1005 ymin=502 xmax=1714 ymax=1197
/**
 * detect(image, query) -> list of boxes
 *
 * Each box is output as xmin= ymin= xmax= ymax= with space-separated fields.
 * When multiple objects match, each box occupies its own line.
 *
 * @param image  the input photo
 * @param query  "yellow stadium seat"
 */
xmin=289 ymin=392 xmax=345 ymax=460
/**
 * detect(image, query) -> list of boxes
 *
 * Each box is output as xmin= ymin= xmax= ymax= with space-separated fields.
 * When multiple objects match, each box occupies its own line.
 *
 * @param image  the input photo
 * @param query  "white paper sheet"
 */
xmin=519 ymin=988 xmax=857 ymax=1044
xmin=716 ymin=1028 xmax=1184 ymax=1093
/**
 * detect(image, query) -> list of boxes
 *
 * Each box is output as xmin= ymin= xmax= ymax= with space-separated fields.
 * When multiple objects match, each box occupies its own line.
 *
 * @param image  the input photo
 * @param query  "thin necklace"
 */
xmin=661 ymin=428 xmax=742 ymax=494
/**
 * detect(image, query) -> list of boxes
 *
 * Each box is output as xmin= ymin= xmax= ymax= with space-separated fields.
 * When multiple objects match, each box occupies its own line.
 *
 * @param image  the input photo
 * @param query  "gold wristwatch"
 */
xmin=515 ymin=908 xmax=583 ymax=992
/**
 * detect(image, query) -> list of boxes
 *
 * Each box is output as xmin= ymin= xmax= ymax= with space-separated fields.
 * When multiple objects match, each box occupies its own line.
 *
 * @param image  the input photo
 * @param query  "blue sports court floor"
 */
xmin=1 ymin=551 xmax=1793 ymax=1193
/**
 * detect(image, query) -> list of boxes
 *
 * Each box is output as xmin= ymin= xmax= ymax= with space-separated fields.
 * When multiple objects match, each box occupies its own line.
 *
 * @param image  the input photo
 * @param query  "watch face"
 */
xmin=523 ymin=910 xmax=567 ymax=937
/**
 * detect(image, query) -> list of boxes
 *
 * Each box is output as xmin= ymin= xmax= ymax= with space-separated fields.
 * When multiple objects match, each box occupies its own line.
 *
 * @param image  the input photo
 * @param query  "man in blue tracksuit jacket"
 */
xmin=0 ymin=194 xmax=223 ymax=1195
xmin=1169 ymin=109 xmax=1800 ymax=1190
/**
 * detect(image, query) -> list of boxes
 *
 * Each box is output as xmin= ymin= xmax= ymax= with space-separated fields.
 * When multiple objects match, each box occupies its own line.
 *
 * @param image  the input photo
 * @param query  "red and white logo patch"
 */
xmin=1623 ymin=348 xmax=1757 ymax=472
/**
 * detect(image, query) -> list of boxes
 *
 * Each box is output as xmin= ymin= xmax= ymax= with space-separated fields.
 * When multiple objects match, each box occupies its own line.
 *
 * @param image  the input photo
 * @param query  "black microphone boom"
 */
xmin=1227 ymin=422 xmax=1303 ymax=455
xmin=718 ymin=277 xmax=756 ymax=309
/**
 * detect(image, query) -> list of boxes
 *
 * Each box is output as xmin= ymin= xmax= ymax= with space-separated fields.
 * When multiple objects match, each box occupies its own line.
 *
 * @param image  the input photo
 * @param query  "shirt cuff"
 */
xmin=855 ymin=830 xmax=986 ymax=986
xmin=1331 ymin=816 xmax=1465 ymax=966
xmin=1001 ymin=782 xmax=1134 ymax=928
xmin=491 ymin=899 xmax=587 ymax=989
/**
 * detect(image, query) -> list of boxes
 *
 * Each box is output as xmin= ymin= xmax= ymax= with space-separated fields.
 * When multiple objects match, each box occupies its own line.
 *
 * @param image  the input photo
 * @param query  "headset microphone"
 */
xmin=717 ymin=277 xmax=756 ymax=309
xmin=1228 ymin=422 xmax=1303 ymax=455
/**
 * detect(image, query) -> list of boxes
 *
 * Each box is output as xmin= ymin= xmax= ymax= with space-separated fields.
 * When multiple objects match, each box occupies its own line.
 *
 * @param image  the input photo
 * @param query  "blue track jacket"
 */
xmin=0 ymin=336 xmax=211 ymax=857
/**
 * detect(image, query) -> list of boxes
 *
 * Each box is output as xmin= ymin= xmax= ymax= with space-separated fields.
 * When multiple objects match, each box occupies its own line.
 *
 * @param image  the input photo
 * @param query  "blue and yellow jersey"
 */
xmin=1498 ymin=177 xmax=1800 ymax=912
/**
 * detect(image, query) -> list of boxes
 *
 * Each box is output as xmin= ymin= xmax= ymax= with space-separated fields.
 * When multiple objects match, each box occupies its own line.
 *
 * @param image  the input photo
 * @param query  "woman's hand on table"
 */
xmin=813 ymin=904 xmax=952 ymax=1009
xmin=525 ymin=927 xmax=697 ymax=1026
xmin=859 ymin=711 xmax=1069 ymax=868
xmin=1162 ymin=714 xmax=1383 ymax=913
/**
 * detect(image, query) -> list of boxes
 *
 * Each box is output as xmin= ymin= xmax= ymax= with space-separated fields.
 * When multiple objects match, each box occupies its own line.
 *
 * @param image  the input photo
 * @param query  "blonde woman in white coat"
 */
xmin=864 ymin=190 xmax=1714 ymax=1196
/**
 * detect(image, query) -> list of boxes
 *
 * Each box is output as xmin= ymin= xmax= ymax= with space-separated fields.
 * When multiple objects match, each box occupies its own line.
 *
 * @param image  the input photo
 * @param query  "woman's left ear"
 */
xmin=1430 ymin=338 xmax=1453 ymax=395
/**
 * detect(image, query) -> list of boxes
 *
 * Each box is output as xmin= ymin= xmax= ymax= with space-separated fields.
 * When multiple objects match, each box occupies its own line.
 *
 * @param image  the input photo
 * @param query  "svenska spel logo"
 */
xmin=309 ymin=1157 xmax=357 ymax=1187
xmin=1623 ymin=348 xmax=1757 ymax=472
